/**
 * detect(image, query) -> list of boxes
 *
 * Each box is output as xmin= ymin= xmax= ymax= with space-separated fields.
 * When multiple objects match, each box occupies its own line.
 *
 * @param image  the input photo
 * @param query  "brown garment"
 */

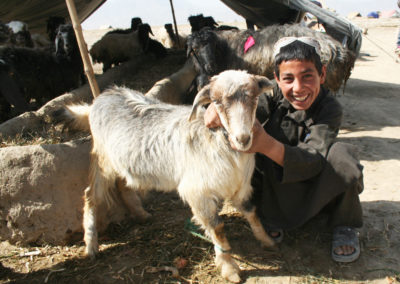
xmin=252 ymin=85 xmax=363 ymax=230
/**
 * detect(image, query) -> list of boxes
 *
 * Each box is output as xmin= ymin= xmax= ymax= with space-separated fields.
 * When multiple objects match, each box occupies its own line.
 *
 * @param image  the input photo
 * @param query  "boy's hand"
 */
xmin=204 ymin=103 xmax=222 ymax=128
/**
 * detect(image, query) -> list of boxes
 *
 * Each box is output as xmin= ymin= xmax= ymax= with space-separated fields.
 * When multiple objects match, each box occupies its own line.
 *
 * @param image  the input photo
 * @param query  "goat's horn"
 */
xmin=148 ymin=25 xmax=154 ymax=36
xmin=188 ymin=84 xmax=211 ymax=122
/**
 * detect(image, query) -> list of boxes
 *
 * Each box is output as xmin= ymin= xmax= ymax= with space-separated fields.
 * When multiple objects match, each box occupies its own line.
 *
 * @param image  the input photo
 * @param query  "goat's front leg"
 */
xmin=189 ymin=200 xmax=241 ymax=283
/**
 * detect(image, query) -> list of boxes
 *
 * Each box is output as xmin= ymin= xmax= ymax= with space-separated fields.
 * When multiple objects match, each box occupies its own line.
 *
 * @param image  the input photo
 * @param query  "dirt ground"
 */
xmin=1 ymin=18 xmax=400 ymax=283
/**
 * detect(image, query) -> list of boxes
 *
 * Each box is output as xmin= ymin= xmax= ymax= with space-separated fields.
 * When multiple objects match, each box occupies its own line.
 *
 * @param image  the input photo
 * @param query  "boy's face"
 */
xmin=275 ymin=59 xmax=326 ymax=110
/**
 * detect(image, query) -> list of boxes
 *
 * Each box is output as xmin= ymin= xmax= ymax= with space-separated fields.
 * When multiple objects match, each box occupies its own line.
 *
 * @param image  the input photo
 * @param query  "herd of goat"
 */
xmin=1 ymin=12 xmax=358 ymax=283
xmin=0 ymin=14 xmax=356 ymax=123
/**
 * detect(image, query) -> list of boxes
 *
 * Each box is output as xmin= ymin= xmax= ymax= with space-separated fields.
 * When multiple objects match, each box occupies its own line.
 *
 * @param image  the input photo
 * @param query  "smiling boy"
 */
xmin=204 ymin=37 xmax=364 ymax=263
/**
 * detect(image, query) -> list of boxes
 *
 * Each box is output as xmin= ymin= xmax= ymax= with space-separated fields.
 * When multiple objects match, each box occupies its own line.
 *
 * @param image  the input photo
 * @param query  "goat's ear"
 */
xmin=255 ymin=75 xmax=274 ymax=92
xmin=188 ymin=85 xmax=211 ymax=121
xmin=186 ymin=39 xmax=192 ymax=57
xmin=148 ymin=25 xmax=154 ymax=36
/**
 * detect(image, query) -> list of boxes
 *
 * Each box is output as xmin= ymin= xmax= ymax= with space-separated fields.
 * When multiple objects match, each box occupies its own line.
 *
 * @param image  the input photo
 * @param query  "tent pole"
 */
xmin=169 ymin=0 xmax=181 ymax=47
xmin=65 ymin=0 xmax=100 ymax=98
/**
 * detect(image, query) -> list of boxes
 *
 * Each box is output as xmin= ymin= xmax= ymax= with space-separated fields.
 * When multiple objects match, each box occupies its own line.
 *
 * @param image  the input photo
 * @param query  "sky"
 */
xmin=81 ymin=0 xmax=399 ymax=30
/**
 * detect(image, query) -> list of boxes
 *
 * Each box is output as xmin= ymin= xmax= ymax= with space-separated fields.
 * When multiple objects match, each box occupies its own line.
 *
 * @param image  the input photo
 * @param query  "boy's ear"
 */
xmin=320 ymin=65 xmax=327 ymax=84
xmin=273 ymin=71 xmax=279 ymax=82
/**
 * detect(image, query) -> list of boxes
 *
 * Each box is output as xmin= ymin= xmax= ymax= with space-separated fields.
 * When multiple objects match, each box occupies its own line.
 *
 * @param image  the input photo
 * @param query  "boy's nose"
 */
xmin=292 ymin=78 xmax=303 ymax=92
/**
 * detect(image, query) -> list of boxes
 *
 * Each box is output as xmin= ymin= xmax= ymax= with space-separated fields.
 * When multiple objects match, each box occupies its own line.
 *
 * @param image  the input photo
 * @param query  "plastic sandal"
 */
xmin=260 ymin=219 xmax=284 ymax=243
xmin=331 ymin=226 xmax=360 ymax=263
xmin=268 ymin=228 xmax=284 ymax=244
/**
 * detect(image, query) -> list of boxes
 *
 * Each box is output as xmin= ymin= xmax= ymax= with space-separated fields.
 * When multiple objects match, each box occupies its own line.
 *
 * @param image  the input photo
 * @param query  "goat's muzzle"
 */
xmin=235 ymin=134 xmax=251 ymax=149
xmin=231 ymin=132 xmax=253 ymax=152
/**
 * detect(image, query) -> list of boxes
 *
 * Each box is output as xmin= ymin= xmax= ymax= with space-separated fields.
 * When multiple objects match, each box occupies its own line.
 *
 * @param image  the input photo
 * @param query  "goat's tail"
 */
xmin=52 ymin=103 xmax=91 ymax=132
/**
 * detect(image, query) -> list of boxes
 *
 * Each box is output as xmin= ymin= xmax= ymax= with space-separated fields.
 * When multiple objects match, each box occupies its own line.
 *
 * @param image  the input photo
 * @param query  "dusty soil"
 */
xmin=1 ymin=18 xmax=400 ymax=283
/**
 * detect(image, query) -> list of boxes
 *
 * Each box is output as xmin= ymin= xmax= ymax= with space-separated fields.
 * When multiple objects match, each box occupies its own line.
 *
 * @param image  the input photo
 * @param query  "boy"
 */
xmin=204 ymin=37 xmax=364 ymax=263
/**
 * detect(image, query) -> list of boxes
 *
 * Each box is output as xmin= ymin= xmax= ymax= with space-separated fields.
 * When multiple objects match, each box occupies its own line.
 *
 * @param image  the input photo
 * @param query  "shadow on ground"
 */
xmin=1 ymin=192 xmax=399 ymax=284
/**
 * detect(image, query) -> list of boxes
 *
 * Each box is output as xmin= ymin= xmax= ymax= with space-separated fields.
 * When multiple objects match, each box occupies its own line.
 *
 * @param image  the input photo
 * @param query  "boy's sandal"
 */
xmin=267 ymin=227 xmax=284 ymax=244
xmin=331 ymin=226 xmax=360 ymax=263
xmin=261 ymin=221 xmax=284 ymax=243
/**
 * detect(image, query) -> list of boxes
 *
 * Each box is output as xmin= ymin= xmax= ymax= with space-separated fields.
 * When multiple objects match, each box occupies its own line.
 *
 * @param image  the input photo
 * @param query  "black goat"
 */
xmin=0 ymin=24 xmax=84 ymax=122
xmin=105 ymin=17 xmax=142 ymax=35
xmin=0 ymin=21 xmax=13 ymax=45
xmin=188 ymin=14 xmax=238 ymax=33
xmin=90 ymin=23 xmax=166 ymax=72
xmin=138 ymin=24 xmax=167 ymax=58
xmin=188 ymin=14 xmax=217 ymax=32
xmin=46 ymin=16 xmax=66 ymax=42
xmin=186 ymin=24 xmax=356 ymax=93
xmin=131 ymin=17 xmax=143 ymax=31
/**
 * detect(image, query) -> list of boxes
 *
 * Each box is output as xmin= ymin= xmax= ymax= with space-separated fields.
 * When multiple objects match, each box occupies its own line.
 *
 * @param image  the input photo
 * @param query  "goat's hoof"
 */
xmin=261 ymin=239 xmax=276 ymax=248
xmin=217 ymin=255 xmax=241 ymax=283
xmin=262 ymin=243 xmax=279 ymax=252
xmin=133 ymin=211 xmax=152 ymax=224
xmin=141 ymin=211 xmax=152 ymax=221
xmin=221 ymin=266 xmax=241 ymax=283
xmin=85 ymin=245 xmax=99 ymax=259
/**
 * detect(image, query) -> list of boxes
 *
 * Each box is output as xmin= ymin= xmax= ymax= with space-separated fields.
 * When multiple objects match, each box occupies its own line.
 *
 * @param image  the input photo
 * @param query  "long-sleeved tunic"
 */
xmin=252 ymin=84 xmax=364 ymax=230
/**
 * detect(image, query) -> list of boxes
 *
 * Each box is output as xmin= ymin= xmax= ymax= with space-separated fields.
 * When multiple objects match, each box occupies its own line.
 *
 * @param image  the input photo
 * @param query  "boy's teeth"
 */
xmin=294 ymin=96 xmax=307 ymax=102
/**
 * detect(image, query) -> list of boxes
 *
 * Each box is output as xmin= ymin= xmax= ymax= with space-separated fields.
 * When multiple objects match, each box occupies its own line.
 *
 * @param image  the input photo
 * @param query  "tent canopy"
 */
xmin=0 ymin=0 xmax=105 ymax=34
xmin=0 ymin=0 xmax=362 ymax=54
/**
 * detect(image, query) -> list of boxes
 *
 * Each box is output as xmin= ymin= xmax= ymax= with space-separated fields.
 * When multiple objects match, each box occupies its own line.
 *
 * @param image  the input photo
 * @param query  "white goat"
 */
xmin=144 ymin=58 xmax=197 ymax=104
xmin=63 ymin=70 xmax=275 ymax=283
xmin=6 ymin=21 xmax=34 ymax=47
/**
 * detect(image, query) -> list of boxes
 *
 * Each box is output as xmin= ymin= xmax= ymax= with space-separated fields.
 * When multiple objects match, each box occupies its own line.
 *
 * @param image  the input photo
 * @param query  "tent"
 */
xmin=0 ymin=0 xmax=362 ymax=55
xmin=0 ymin=0 xmax=105 ymax=34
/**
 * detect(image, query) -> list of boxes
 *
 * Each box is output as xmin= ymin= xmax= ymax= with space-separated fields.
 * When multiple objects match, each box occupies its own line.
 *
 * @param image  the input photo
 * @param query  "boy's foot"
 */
xmin=267 ymin=228 xmax=284 ymax=244
xmin=395 ymin=46 xmax=400 ymax=63
xmin=261 ymin=221 xmax=284 ymax=243
xmin=331 ymin=226 xmax=360 ymax=263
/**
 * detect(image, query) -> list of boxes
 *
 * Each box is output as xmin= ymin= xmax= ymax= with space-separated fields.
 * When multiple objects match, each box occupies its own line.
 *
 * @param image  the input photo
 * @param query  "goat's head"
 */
xmin=202 ymin=16 xmax=218 ymax=29
xmin=131 ymin=17 xmax=142 ymax=31
xmin=187 ymin=28 xmax=219 ymax=82
xmin=189 ymin=70 xmax=273 ymax=151
xmin=188 ymin=14 xmax=204 ymax=32
xmin=55 ymin=24 xmax=77 ymax=58
xmin=46 ymin=16 xmax=66 ymax=42
xmin=6 ymin=21 xmax=33 ymax=47
xmin=137 ymin=23 xmax=154 ymax=51
xmin=0 ymin=22 xmax=12 ymax=45
xmin=164 ymin=23 xmax=173 ymax=33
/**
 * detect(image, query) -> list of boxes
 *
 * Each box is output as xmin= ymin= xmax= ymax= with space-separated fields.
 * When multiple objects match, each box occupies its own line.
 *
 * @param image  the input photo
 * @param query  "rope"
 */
xmin=184 ymin=219 xmax=230 ymax=253
xmin=189 ymin=48 xmax=210 ymax=75
xmin=363 ymin=34 xmax=398 ymax=61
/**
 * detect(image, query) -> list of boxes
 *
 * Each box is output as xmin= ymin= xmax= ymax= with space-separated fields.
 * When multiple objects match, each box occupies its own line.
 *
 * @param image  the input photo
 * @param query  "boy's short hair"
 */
xmin=274 ymin=39 xmax=323 ymax=79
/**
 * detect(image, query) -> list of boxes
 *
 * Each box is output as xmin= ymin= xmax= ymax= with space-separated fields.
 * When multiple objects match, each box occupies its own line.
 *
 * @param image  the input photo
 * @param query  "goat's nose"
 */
xmin=236 ymin=134 xmax=251 ymax=147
